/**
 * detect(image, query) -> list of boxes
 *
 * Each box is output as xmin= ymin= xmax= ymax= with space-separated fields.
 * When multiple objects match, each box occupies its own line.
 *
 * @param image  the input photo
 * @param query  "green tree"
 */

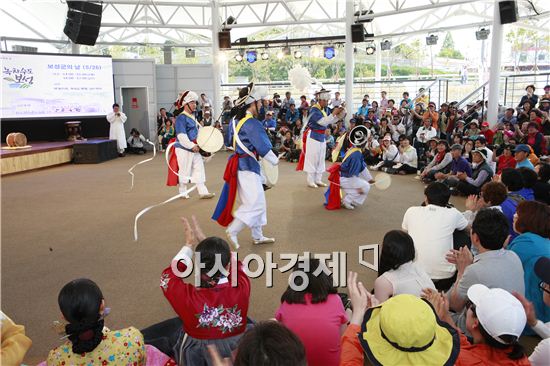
xmin=437 ymin=32 xmax=464 ymax=59
xmin=506 ymin=28 xmax=540 ymax=71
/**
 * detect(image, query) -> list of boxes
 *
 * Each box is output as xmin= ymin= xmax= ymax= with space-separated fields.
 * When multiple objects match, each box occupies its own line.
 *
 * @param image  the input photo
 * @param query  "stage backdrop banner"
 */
xmin=1 ymin=52 xmax=114 ymax=119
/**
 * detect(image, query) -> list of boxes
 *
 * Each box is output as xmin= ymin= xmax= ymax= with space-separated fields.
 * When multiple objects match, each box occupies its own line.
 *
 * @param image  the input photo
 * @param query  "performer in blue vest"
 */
xmin=296 ymin=89 xmax=344 ymax=188
xmin=325 ymin=125 xmax=375 ymax=210
xmin=170 ymin=90 xmax=215 ymax=199
xmin=212 ymin=83 xmax=279 ymax=249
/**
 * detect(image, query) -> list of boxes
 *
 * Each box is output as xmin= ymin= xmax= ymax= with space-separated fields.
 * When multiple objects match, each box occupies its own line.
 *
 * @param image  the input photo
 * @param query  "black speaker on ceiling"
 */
xmin=218 ymin=31 xmax=231 ymax=50
xmin=63 ymin=1 xmax=102 ymax=46
xmin=351 ymin=24 xmax=365 ymax=43
xmin=499 ymin=1 xmax=518 ymax=24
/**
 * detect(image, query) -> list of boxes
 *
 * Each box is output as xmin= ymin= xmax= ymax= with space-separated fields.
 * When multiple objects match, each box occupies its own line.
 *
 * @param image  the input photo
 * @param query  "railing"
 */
xmin=220 ymin=72 xmax=549 ymax=112
xmin=456 ymin=72 xmax=550 ymax=113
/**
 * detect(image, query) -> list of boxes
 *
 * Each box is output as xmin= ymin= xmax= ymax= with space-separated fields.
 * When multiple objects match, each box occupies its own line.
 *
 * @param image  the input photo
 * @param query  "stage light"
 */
xmin=324 ymin=46 xmax=335 ymax=60
xmin=294 ymin=50 xmax=302 ymax=59
xmin=475 ymin=28 xmax=490 ymax=40
xmin=426 ymin=34 xmax=438 ymax=46
xmin=277 ymin=50 xmax=285 ymax=59
xmin=185 ymin=48 xmax=195 ymax=58
xmin=311 ymin=46 xmax=322 ymax=58
xmin=235 ymin=52 xmax=243 ymax=62
xmin=380 ymin=40 xmax=392 ymax=51
xmin=366 ymin=43 xmax=376 ymax=55
xmin=261 ymin=50 xmax=269 ymax=60
xmin=282 ymin=45 xmax=291 ymax=56
xmin=246 ymin=50 xmax=257 ymax=63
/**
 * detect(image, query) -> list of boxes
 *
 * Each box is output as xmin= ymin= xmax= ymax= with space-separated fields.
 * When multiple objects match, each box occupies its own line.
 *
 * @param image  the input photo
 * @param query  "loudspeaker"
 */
xmin=499 ymin=1 xmax=518 ymax=24
xmin=351 ymin=24 xmax=365 ymax=43
xmin=218 ymin=31 xmax=231 ymax=50
xmin=73 ymin=140 xmax=118 ymax=164
xmin=63 ymin=1 xmax=102 ymax=46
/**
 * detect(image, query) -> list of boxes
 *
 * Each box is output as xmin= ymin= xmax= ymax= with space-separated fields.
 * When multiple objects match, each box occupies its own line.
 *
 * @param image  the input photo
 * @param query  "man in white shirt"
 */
xmin=330 ymin=91 xmax=343 ymax=109
xmin=106 ymin=103 xmax=127 ymax=156
xmin=389 ymin=114 xmax=406 ymax=142
xmin=402 ymin=182 xmax=468 ymax=291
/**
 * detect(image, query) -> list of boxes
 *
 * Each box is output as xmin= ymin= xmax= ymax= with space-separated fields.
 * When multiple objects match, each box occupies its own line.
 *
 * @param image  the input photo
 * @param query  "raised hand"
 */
xmin=181 ymin=217 xmax=198 ymax=248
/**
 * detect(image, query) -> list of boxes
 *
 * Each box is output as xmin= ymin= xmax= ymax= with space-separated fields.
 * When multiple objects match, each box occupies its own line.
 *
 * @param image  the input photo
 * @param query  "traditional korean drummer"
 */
xmin=171 ymin=90 xmax=215 ymax=199
xmin=212 ymin=82 xmax=279 ymax=249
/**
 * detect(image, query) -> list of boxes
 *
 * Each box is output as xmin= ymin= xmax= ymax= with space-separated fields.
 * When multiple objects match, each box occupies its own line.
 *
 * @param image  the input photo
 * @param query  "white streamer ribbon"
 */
xmin=128 ymin=140 xmax=157 ymax=191
xmin=133 ymin=185 xmax=197 ymax=241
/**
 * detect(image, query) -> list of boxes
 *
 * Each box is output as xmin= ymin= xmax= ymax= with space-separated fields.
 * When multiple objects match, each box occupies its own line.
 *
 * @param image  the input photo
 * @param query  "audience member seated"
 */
xmin=160 ymin=217 xmax=251 ymax=365
xmin=479 ymin=121 xmax=494 ymax=144
xmin=126 ymin=128 xmax=147 ymax=154
xmin=356 ymin=98 xmax=369 ymax=118
xmin=46 ymin=278 xmax=147 ymax=366
xmin=500 ymin=168 xmax=527 ymax=238
xmin=1 ymin=311 xmax=32 ymax=365
xmin=391 ymin=135 xmax=417 ymax=175
xmin=525 ymin=122 xmax=547 ymax=156
xmin=231 ymin=321 xmax=306 ymax=366
xmin=494 ymin=144 xmax=517 ymax=174
xmin=514 ymin=257 xmax=550 ymax=366
xmin=518 ymin=84 xmax=539 ymax=110
xmin=423 ymin=101 xmax=440 ymax=129
xmin=500 ymin=107 xmax=518 ymax=125
xmin=286 ymin=103 xmax=299 ymax=126
xmin=280 ymin=131 xmax=300 ymax=162
xmin=373 ymin=230 xmax=435 ymax=302
xmin=420 ymin=140 xmax=452 ymax=182
xmin=435 ymin=143 xmax=472 ymax=187
xmin=518 ymin=167 xmax=537 ymax=200
xmin=341 ymin=273 xmax=459 ymax=366
xmin=461 ymin=182 xmax=507 ymax=226
xmin=518 ymin=101 xmax=534 ymax=125
xmin=533 ymin=162 xmax=550 ymax=204
xmin=415 ymin=118 xmax=437 ymax=157
xmin=158 ymin=119 xmax=175 ymax=151
xmin=464 ymin=120 xmax=481 ymax=139
xmin=475 ymin=136 xmax=495 ymax=172
xmin=372 ymin=135 xmax=399 ymax=171
xmin=454 ymin=149 xmax=493 ymax=196
xmin=507 ymin=201 xmax=550 ymax=330
xmin=402 ymin=182 xmax=468 ymax=291
xmin=423 ymin=285 xmax=530 ymax=366
xmin=446 ymin=209 xmax=525 ymax=336
xmin=275 ymin=258 xmax=347 ymax=366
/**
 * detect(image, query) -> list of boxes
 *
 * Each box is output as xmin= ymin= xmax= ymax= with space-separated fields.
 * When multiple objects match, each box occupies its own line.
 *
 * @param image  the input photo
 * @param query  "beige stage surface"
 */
xmin=1 ymin=151 xmax=467 ymax=362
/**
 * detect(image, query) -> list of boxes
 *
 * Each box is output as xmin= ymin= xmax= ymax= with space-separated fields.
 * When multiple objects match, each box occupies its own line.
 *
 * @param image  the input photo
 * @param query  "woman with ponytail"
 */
xmin=47 ymin=278 xmax=146 ymax=365
xmin=160 ymin=216 xmax=252 ymax=365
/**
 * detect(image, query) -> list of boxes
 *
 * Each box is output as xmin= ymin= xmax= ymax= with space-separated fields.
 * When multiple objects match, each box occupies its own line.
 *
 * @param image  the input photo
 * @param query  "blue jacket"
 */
xmin=174 ymin=112 xmax=198 ymax=151
xmin=340 ymin=150 xmax=366 ymax=178
xmin=227 ymin=116 xmax=273 ymax=175
xmin=307 ymin=105 xmax=330 ymax=142
xmin=508 ymin=232 xmax=550 ymax=328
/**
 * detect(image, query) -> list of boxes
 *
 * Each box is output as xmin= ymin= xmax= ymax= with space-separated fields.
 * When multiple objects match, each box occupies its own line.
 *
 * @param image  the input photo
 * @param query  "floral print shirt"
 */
xmin=46 ymin=327 xmax=146 ymax=366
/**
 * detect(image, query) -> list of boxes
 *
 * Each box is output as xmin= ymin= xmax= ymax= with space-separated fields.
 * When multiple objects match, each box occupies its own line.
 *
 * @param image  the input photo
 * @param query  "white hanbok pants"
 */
xmin=227 ymin=170 xmax=266 ymax=240
xmin=340 ymin=168 xmax=372 ymax=206
xmin=175 ymin=148 xmax=209 ymax=195
xmin=304 ymin=131 xmax=326 ymax=184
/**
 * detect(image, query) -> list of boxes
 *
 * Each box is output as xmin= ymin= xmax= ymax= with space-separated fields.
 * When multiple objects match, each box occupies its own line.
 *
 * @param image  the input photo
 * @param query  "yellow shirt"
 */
xmin=47 ymin=326 xmax=146 ymax=366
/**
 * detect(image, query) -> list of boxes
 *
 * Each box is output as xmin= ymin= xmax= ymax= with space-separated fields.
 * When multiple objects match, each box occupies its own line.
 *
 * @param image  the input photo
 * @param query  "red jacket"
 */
xmin=161 ymin=259 xmax=250 ymax=339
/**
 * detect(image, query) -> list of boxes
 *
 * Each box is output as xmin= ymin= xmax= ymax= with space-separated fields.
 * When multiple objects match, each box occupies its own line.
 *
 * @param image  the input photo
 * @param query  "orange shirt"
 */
xmin=339 ymin=324 xmax=363 ymax=366
xmin=423 ymin=111 xmax=440 ymax=129
xmin=454 ymin=333 xmax=530 ymax=366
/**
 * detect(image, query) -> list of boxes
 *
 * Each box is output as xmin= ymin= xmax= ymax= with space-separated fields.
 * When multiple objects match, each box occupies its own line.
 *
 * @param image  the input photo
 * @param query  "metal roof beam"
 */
xmin=358 ymin=0 xmax=479 ymax=21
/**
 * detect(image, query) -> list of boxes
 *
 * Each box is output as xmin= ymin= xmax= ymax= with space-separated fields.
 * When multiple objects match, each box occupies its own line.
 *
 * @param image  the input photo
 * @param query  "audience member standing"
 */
xmin=106 ymin=103 xmax=127 ymax=156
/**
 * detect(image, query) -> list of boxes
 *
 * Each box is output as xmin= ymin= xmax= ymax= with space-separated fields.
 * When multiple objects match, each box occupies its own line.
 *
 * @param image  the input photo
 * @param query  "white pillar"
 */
xmin=211 ymin=0 xmax=222 ymax=119
xmin=375 ymin=42 xmax=382 ymax=94
xmin=71 ymin=43 xmax=80 ymax=54
xmin=487 ymin=0 xmax=504 ymax=128
xmin=344 ymin=0 xmax=355 ymax=127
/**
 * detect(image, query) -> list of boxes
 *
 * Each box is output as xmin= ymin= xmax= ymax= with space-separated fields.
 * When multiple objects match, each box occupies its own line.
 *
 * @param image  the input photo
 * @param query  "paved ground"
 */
xmin=2 ymin=151 xmax=468 ymax=363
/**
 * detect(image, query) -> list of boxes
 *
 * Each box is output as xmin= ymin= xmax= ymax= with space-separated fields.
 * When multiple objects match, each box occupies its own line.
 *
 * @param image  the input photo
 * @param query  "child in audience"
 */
xmin=276 ymin=258 xmax=348 ymax=366
xmin=374 ymin=230 xmax=435 ymax=302
xmin=160 ymin=216 xmax=251 ymax=365
xmin=46 ymin=278 xmax=146 ymax=366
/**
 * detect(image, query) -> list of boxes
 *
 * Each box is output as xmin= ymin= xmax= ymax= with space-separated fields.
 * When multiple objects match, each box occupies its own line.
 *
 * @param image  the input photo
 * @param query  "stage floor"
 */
xmin=2 ymin=151 xmax=467 ymax=363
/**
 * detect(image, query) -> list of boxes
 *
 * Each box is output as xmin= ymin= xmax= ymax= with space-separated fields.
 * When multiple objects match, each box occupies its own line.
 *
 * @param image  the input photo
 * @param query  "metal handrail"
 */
xmin=457 ymin=80 xmax=490 ymax=109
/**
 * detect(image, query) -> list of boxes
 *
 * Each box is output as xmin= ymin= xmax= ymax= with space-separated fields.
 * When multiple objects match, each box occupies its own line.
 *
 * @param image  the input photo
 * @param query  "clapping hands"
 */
xmin=182 ymin=215 xmax=206 ymax=249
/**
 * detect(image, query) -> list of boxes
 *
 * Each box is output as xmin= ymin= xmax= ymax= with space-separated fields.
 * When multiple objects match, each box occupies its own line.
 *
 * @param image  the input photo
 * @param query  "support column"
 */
xmin=487 ymin=0 xmax=504 ymax=128
xmin=211 ymin=0 xmax=222 ymax=119
xmin=71 ymin=43 xmax=80 ymax=54
xmin=344 ymin=0 xmax=355 ymax=127
xmin=375 ymin=42 xmax=382 ymax=91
